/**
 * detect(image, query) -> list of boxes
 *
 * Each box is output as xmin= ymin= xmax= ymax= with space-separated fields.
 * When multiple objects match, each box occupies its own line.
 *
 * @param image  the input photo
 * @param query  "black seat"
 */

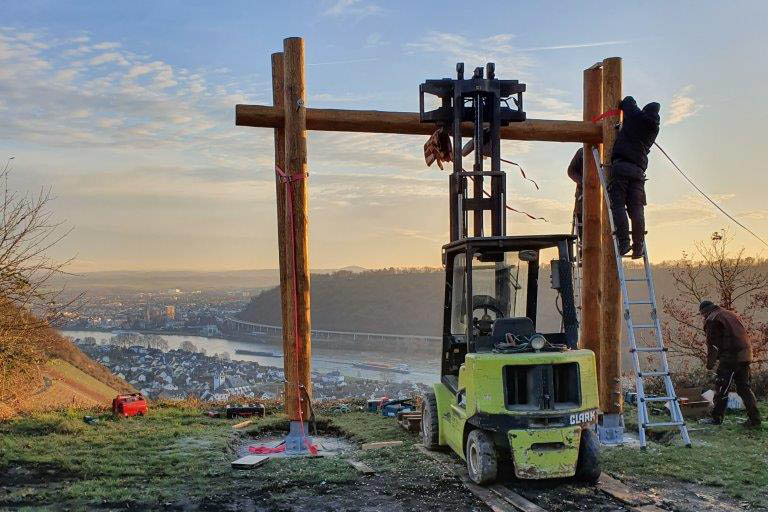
xmin=491 ymin=317 xmax=535 ymax=344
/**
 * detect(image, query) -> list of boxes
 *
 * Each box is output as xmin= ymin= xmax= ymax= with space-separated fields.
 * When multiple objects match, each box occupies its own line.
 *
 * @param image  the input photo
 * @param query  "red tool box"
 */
xmin=112 ymin=393 xmax=148 ymax=417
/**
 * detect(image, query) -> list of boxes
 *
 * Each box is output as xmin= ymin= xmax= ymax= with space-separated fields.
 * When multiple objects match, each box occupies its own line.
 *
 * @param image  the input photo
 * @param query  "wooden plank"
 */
xmin=631 ymin=505 xmax=666 ymax=512
xmin=345 ymin=459 xmax=375 ymax=475
xmin=231 ymin=419 xmax=253 ymax=429
xmin=459 ymin=476 xmax=518 ymax=512
xmin=236 ymin=104 xmax=603 ymax=143
xmin=489 ymin=485 xmax=547 ymax=512
xmin=597 ymin=474 xmax=654 ymax=506
xmin=599 ymin=56 xmax=624 ymax=415
xmin=282 ymin=36 xmax=312 ymax=421
xmin=580 ymin=66 xmax=603 ymax=367
xmin=361 ymin=440 xmax=404 ymax=450
xmin=231 ymin=455 xmax=269 ymax=469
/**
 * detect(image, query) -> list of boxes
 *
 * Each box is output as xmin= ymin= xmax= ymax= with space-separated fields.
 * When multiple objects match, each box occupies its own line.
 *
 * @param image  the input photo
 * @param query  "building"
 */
xmin=165 ymin=305 xmax=175 ymax=320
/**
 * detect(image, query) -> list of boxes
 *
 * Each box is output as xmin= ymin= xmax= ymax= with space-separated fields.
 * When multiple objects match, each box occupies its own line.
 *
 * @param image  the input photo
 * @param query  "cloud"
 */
xmin=322 ymin=0 xmax=382 ymax=18
xmin=665 ymin=85 xmax=702 ymax=126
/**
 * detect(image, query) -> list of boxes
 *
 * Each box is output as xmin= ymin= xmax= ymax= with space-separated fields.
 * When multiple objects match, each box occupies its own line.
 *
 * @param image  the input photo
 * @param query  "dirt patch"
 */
xmin=622 ymin=474 xmax=768 ymax=512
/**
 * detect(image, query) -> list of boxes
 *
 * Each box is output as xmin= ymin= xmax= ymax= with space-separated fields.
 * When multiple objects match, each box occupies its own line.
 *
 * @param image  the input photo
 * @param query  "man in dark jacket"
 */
xmin=699 ymin=300 xmax=761 ymax=427
xmin=608 ymin=96 xmax=660 ymax=259
xmin=567 ymin=147 xmax=584 ymax=238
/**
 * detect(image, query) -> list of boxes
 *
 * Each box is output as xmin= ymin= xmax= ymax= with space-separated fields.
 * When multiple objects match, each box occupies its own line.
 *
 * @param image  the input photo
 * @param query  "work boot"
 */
xmin=618 ymin=240 xmax=631 ymax=257
xmin=698 ymin=417 xmax=722 ymax=426
xmin=741 ymin=419 xmax=762 ymax=429
xmin=631 ymin=242 xmax=644 ymax=259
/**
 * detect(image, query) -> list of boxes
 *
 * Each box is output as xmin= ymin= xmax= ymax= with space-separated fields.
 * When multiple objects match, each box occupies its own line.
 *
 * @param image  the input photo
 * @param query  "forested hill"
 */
xmin=237 ymin=269 xmax=445 ymax=336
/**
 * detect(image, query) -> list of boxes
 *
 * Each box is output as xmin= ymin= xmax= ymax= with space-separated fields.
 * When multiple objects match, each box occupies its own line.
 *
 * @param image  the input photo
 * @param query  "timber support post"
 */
xmin=580 ymin=65 xmax=603 ymax=378
xmin=281 ymin=36 xmax=313 ymax=452
xmin=597 ymin=56 xmax=624 ymax=444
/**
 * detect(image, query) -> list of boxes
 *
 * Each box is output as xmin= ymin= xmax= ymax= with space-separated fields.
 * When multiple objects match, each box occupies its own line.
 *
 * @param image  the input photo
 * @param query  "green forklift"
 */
xmin=419 ymin=63 xmax=601 ymax=485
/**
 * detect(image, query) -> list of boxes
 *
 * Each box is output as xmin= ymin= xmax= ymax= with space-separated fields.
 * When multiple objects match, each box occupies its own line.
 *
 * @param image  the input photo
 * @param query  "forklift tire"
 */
xmin=575 ymin=428 xmax=601 ymax=484
xmin=421 ymin=392 xmax=439 ymax=450
xmin=466 ymin=429 xmax=497 ymax=485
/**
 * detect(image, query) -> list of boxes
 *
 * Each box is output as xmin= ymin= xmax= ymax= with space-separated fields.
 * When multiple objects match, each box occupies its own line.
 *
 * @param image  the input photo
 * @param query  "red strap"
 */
xmin=591 ymin=108 xmax=621 ymax=123
xmin=275 ymin=164 xmax=318 ymax=456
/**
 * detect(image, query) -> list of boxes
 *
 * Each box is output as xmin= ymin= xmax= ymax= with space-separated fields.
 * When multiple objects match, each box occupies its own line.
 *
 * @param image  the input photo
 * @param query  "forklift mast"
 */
xmin=419 ymin=62 xmax=526 ymax=241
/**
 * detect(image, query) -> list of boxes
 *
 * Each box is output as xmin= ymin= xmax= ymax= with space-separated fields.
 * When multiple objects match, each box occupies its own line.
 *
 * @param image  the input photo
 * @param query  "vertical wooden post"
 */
xmin=600 ymin=57 xmax=623 ymax=415
xmin=581 ymin=65 xmax=604 ymax=398
xmin=271 ymin=52 xmax=293 ymax=412
xmin=282 ymin=37 xmax=312 ymax=421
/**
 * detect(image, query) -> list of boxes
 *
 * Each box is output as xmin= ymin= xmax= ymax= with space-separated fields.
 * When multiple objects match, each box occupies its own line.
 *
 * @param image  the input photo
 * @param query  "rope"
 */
xmin=653 ymin=142 xmax=768 ymax=250
xmin=465 ymin=173 xmax=548 ymax=222
xmin=501 ymin=157 xmax=539 ymax=190
xmin=591 ymin=108 xmax=621 ymax=123
xmin=274 ymin=164 xmax=317 ymax=456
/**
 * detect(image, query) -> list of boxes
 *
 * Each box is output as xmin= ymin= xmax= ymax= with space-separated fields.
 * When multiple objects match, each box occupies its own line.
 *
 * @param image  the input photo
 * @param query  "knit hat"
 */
xmin=699 ymin=300 xmax=716 ymax=314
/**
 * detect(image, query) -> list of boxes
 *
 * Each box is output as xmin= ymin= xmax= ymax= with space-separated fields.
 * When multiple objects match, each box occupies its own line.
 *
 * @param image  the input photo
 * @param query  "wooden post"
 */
xmin=282 ymin=37 xmax=312 ymax=421
xmin=271 ymin=52 xmax=294 ymax=415
xmin=600 ymin=57 xmax=623 ymax=415
xmin=580 ymin=66 xmax=603 ymax=395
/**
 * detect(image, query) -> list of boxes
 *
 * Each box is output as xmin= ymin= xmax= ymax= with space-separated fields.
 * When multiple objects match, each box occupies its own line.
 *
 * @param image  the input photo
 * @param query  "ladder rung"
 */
xmin=639 ymin=371 xmax=669 ymax=377
xmin=632 ymin=324 xmax=656 ymax=329
xmin=632 ymin=347 xmax=667 ymax=352
xmin=643 ymin=421 xmax=685 ymax=428
xmin=627 ymin=300 xmax=653 ymax=305
xmin=625 ymin=278 xmax=650 ymax=282
xmin=642 ymin=396 xmax=676 ymax=402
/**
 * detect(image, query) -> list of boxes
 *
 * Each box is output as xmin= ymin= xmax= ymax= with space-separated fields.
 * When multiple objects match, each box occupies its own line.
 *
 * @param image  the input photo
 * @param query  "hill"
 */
xmin=239 ymin=268 xmax=444 ymax=336
xmin=0 ymin=306 xmax=134 ymax=418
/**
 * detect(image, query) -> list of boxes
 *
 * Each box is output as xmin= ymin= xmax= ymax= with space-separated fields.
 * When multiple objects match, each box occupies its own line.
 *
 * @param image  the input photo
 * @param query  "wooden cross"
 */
xmin=235 ymin=36 xmax=623 ymax=420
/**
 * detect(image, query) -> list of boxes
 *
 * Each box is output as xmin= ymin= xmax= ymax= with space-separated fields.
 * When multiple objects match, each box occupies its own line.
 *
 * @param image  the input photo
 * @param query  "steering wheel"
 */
xmin=471 ymin=295 xmax=506 ymax=336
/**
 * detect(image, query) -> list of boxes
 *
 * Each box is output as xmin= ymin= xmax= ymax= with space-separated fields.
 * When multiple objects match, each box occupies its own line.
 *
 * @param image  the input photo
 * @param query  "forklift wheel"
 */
xmin=421 ymin=392 xmax=439 ymax=450
xmin=466 ymin=429 xmax=497 ymax=485
xmin=575 ymin=428 xmax=601 ymax=484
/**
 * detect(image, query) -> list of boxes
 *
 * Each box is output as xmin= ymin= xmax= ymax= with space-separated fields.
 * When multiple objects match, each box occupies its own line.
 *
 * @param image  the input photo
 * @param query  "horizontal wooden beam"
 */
xmin=236 ymin=104 xmax=602 ymax=143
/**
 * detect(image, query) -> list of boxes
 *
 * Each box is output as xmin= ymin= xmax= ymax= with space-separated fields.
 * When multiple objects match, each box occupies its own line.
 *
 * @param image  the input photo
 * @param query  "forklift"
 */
xmin=419 ymin=63 xmax=601 ymax=485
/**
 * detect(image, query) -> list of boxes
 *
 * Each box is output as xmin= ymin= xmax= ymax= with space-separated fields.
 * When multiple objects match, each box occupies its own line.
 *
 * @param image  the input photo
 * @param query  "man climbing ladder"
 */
xmin=607 ymin=96 xmax=661 ymax=259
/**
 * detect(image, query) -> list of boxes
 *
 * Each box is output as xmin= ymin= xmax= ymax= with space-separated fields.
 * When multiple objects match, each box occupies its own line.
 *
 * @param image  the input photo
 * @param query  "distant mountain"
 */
xmin=51 ymin=268 xmax=357 ymax=293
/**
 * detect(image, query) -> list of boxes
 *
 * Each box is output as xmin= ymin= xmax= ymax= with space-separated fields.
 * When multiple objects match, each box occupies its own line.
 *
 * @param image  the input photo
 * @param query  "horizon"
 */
xmin=3 ymin=1 xmax=768 ymax=272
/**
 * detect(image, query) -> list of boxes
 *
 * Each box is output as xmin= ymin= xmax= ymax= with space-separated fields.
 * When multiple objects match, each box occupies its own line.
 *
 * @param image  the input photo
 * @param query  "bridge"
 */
xmin=224 ymin=317 xmax=441 ymax=344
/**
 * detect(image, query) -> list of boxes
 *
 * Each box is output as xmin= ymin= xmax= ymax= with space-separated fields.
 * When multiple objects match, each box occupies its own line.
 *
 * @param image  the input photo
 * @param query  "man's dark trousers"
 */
xmin=607 ymin=161 xmax=646 ymax=251
xmin=711 ymin=362 xmax=761 ymax=425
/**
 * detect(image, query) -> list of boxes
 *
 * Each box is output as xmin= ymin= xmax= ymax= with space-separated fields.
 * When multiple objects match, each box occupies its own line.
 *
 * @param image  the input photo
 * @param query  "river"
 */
xmin=61 ymin=330 xmax=440 ymax=385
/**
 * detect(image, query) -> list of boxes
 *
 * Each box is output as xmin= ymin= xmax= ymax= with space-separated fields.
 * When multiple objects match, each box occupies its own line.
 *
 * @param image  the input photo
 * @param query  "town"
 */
xmin=72 ymin=336 xmax=428 ymax=402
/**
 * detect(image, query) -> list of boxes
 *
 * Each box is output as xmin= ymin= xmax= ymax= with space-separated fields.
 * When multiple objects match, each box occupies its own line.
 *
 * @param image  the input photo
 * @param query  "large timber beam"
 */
xmin=236 ymin=104 xmax=603 ymax=143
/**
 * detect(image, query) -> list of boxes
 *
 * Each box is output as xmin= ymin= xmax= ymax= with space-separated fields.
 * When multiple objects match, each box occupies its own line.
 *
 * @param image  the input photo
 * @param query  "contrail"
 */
xmin=518 ymin=40 xmax=629 ymax=52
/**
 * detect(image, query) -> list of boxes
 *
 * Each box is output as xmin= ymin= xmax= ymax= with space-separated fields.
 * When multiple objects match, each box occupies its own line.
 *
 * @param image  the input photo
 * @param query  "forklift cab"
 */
xmin=441 ymin=234 xmax=579 ymax=385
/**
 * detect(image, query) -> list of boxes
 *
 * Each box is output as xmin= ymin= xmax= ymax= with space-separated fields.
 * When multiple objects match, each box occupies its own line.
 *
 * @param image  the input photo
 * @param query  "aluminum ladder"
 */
xmin=591 ymin=148 xmax=691 ymax=448
xmin=571 ymin=213 xmax=583 ymax=325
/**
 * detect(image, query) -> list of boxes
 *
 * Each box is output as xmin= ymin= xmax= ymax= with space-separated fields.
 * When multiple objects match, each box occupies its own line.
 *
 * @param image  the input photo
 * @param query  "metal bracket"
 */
xmin=284 ymin=420 xmax=312 ymax=454
xmin=596 ymin=413 xmax=625 ymax=445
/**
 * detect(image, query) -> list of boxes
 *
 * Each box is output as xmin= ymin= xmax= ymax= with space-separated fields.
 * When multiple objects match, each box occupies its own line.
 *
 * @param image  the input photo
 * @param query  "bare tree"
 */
xmin=0 ymin=158 xmax=78 ymax=405
xmin=662 ymin=229 xmax=768 ymax=370
xmin=180 ymin=340 xmax=198 ymax=353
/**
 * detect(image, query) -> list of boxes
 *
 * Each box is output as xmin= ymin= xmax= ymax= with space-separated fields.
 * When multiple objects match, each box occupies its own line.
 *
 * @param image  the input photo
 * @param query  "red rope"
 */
xmin=591 ymin=108 xmax=621 ymax=123
xmin=275 ymin=164 xmax=317 ymax=456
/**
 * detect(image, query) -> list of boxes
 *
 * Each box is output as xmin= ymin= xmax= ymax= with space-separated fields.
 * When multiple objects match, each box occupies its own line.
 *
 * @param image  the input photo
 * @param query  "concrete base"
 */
xmin=597 ymin=413 xmax=624 ymax=445
xmin=284 ymin=421 xmax=313 ymax=454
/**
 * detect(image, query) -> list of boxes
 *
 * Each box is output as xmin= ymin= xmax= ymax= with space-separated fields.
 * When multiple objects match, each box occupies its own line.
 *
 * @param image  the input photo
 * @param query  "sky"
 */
xmin=1 ymin=0 xmax=767 ymax=271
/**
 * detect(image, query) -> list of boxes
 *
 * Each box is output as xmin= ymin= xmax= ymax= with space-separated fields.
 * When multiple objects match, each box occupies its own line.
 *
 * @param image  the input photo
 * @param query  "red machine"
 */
xmin=112 ymin=393 xmax=148 ymax=417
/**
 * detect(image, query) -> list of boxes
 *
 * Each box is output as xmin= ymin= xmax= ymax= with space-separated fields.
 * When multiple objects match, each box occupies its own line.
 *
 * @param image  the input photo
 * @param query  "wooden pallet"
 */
xmin=397 ymin=411 xmax=422 ymax=432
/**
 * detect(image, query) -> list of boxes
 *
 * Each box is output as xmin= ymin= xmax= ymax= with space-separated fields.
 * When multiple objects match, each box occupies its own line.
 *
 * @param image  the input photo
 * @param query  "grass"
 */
xmin=602 ymin=402 xmax=768 ymax=507
xmin=0 ymin=404 xmax=448 ymax=510
xmin=2 ymin=401 xmax=767 ymax=510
